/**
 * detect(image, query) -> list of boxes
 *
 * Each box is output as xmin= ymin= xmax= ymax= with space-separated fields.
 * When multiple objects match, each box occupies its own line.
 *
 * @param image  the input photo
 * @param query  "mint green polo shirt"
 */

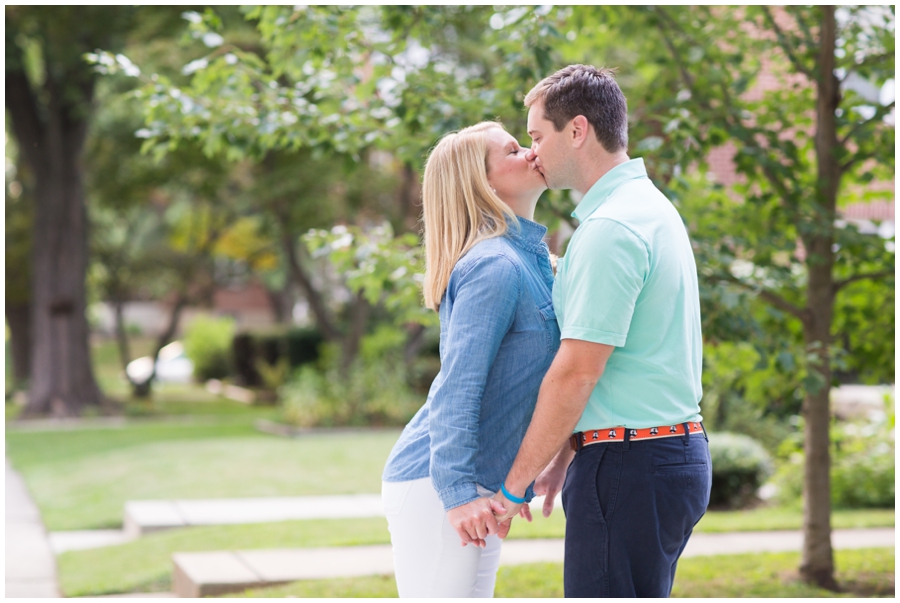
xmin=553 ymin=158 xmax=703 ymax=430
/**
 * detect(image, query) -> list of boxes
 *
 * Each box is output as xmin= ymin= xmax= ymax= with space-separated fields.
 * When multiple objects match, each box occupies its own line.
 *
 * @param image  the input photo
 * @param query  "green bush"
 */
xmin=772 ymin=413 xmax=894 ymax=509
xmin=280 ymin=358 xmax=422 ymax=428
xmin=280 ymin=328 xmax=424 ymax=428
xmin=232 ymin=327 xmax=323 ymax=387
xmin=831 ymin=446 xmax=894 ymax=508
xmin=707 ymin=432 xmax=774 ymax=509
xmin=183 ymin=315 xmax=235 ymax=381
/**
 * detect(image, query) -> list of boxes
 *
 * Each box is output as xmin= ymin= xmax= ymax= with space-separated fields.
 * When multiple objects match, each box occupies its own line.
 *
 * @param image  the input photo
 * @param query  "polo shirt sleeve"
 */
xmin=560 ymin=218 xmax=649 ymax=346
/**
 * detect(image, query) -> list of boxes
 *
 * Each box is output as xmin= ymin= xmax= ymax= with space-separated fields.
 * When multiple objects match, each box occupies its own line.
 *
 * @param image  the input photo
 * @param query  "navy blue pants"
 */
xmin=561 ymin=429 xmax=711 ymax=597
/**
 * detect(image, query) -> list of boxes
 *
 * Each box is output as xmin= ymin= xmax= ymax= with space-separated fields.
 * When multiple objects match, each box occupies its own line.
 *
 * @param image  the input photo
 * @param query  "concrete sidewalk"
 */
xmin=6 ymin=459 xmax=60 ymax=598
xmin=55 ymin=493 xmax=546 ymax=552
xmin=123 ymin=494 xmax=386 ymax=537
xmin=172 ymin=527 xmax=894 ymax=597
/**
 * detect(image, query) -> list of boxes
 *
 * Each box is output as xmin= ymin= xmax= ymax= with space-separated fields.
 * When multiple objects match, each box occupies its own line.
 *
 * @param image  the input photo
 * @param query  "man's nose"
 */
xmin=525 ymin=147 xmax=537 ymax=161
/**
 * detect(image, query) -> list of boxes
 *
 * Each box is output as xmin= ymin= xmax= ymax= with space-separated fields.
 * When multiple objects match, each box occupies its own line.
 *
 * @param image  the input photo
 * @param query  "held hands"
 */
xmin=447 ymin=497 xmax=508 ymax=548
xmin=491 ymin=488 xmax=532 ymax=538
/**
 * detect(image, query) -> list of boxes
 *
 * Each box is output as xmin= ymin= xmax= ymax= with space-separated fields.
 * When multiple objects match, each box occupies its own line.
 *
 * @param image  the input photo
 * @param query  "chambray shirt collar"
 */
xmin=572 ymin=158 xmax=649 ymax=222
xmin=504 ymin=216 xmax=549 ymax=255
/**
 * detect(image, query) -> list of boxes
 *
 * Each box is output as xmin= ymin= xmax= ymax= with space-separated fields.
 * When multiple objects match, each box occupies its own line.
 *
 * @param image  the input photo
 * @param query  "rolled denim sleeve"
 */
xmin=429 ymin=253 xmax=521 ymax=510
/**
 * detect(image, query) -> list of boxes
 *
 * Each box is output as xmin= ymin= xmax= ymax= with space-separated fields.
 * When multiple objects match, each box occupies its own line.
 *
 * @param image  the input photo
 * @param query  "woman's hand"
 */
xmin=447 ymin=497 xmax=507 ymax=548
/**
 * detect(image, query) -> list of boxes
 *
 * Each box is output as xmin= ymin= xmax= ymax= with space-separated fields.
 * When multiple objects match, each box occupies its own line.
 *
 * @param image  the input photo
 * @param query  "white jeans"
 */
xmin=382 ymin=478 xmax=502 ymax=598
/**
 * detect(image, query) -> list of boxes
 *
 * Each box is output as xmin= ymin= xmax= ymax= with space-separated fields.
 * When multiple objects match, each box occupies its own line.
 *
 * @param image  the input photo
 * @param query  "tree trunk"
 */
xmin=282 ymin=231 xmax=341 ymax=340
xmin=135 ymin=292 xmax=191 ymax=399
xmin=265 ymin=285 xmax=291 ymax=324
xmin=341 ymin=291 xmax=370 ymax=371
xmin=112 ymin=295 xmax=153 ymax=399
xmin=800 ymin=5 xmax=839 ymax=590
xmin=113 ymin=297 xmax=133 ymax=373
xmin=6 ymin=302 xmax=31 ymax=388
xmin=24 ymin=145 xmax=105 ymax=416
xmin=7 ymin=29 xmax=106 ymax=417
xmin=800 ymin=304 xmax=836 ymax=589
xmin=403 ymin=323 xmax=426 ymax=368
xmin=397 ymin=162 xmax=421 ymax=233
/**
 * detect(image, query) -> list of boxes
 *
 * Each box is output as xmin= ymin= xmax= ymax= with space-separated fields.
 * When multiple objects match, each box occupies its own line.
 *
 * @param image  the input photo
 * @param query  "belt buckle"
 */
xmin=570 ymin=432 xmax=584 ymax=452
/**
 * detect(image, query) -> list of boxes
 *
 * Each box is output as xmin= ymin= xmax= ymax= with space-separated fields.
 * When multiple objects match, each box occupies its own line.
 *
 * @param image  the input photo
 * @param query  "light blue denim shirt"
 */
xmin=382 ymin=217 xmax=560 ymax=511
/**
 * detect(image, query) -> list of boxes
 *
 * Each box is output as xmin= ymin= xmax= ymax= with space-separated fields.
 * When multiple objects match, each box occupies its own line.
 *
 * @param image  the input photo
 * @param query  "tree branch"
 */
xmin=754 ymin=152 xmax=799 ymax=209
xmin=840 ymin=149 xmax=882 ymax=174
xmin=833 ymin=269 xmax=894 ymax=293
xmin=840 ymin=52 xmax=894 ymax=82
xmin=651 ymin=7 xmax=698 ymax=95
xmin=761 ymin=6 xmax=815 ymax=79
xmin=715 ymin=272 xmax=808 ymax=319
xmin=281 ymin=230 xmax=341 ymax=341
xmin=794 ymin=7 xmax=818 ymax=49
xmin=838 ymin=101 xmax=895 ymax=147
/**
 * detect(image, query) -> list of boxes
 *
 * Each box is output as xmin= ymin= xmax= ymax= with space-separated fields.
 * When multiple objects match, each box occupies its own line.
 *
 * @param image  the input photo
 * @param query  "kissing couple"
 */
xmin=382 ymin=64 xmax=712 ymax=598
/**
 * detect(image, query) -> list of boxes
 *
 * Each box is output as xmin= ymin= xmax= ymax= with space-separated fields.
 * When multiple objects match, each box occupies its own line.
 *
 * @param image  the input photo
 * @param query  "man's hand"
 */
xmin=447 ymin=497 xmax=507 ymax=548
xmin=491 ymin=488 xmax=525 ymax=528
xmin=494 ymin=500 xmax=532 ymax=539
xmin=533 ymin=445 xmax=575 ymax=517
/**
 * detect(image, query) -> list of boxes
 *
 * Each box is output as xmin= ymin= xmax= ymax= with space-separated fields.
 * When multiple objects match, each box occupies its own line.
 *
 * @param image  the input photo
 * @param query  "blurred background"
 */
xmin=5 ymin=5 xmax=894 ymax=598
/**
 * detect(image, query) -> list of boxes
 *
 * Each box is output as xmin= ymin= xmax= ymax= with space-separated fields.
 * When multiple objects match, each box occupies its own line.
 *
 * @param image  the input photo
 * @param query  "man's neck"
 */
xmin=574 ymin=151 xmax=631 ymax=196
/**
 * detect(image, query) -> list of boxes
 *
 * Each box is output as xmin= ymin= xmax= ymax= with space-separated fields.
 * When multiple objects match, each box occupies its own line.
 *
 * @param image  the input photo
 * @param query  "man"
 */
xmin=493 ymin=64 xmax=712 ymax=597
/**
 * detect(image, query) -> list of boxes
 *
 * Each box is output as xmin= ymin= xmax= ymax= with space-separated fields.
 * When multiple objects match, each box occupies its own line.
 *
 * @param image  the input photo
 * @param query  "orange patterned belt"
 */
xmin=570 ymin=422 xmax=704 ymax=452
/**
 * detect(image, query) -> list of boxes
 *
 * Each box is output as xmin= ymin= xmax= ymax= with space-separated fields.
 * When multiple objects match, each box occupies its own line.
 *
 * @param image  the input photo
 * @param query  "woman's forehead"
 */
xmin=486 ymin=127 xmax=515 ymax=147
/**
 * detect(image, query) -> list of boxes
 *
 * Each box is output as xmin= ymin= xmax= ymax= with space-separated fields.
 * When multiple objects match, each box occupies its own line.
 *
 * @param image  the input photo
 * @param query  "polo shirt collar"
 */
xmin=572 ymin=158 xmax=649 ymax=222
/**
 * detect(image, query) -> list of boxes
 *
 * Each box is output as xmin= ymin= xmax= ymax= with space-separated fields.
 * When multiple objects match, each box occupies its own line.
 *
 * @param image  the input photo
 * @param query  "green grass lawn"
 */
xmin=227 ymin=548 xmax=894 ymax=598
xmin=57 ymin=518 xmax=394 ymax=597
xmin=54 ymin=505 xmax=895 ymax=597
xmin=6 ymin=421 xmax=401 ymax=530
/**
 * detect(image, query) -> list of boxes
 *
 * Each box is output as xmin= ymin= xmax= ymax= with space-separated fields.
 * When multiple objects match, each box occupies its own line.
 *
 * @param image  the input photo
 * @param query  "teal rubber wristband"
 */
xmin=500 ymin=483 xmax=526 ymax=504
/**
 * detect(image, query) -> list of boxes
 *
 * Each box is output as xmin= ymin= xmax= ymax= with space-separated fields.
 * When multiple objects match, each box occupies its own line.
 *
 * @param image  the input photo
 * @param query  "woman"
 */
xmin=382 ymin=122 xmax=560 ymax=597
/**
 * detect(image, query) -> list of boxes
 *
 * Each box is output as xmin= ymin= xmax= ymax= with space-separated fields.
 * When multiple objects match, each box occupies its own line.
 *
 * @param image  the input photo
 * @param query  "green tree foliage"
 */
xmin=99 ymin=7 xmax=562 ymax=162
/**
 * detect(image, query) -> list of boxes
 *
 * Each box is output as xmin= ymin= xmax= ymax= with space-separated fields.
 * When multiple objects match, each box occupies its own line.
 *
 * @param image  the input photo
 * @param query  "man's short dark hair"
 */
xmin=524 ymin=64 xmax=628 ymax=153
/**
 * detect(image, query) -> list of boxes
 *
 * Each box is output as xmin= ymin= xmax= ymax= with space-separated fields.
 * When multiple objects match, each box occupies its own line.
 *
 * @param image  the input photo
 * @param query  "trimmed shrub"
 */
xmin=708 ymin=432 xmax=774 ymax=509
xmin=182 ymin=315 xmax=235 ymax=381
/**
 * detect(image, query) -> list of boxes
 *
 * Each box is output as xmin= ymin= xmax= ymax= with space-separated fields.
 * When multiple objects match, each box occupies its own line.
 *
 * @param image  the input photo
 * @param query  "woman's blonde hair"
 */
xmin=422 ymin=121 xmax=518 ymax=311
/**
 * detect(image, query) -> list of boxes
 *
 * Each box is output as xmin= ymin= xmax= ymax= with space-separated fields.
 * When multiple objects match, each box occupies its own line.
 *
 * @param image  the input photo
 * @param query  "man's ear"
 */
xmin=569 ymin=115 xmax=590 ymax=149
